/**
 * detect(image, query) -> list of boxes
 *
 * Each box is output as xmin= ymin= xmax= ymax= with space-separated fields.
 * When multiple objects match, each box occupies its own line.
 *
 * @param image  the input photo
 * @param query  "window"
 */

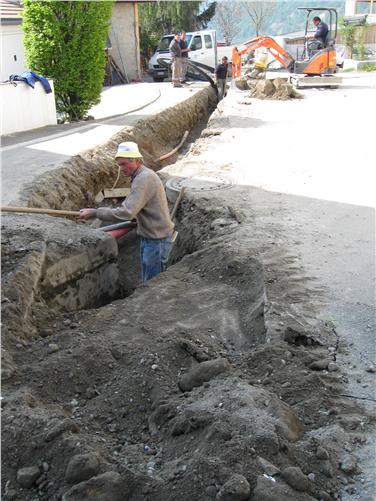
xmin=204 ymin=35 xmax=213 ymax=49
xmin=356 ymin=1 xmax=376 ymax=14
xmin=158 ymin=36 xmax=174 ymax=51
xmin=192 ymin=35 xmax=202 ymax=50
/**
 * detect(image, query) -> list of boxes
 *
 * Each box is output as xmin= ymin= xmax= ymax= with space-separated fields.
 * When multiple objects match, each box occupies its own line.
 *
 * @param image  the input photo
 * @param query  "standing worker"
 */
xmin=169 ymin=33 xmax=183 ymax=87
xmin=215 ymin=56 xmax=229 ymax=100
xmin=79 ymin=142 xmax=175 ymax=282
xmin=231 ymin=47 xmax=241 ymax=79
xmin=179 ymin=31 xmax=191 ymax=84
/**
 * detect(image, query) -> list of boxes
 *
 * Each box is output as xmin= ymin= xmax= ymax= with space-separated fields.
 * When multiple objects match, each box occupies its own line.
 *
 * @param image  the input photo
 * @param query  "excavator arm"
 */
xmin=237 ymin=36 xmax=295 ymax=72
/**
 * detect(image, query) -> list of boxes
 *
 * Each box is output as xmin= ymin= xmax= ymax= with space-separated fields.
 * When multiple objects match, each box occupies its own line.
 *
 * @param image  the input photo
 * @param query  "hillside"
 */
xmin=210 ymin=0 xmax=345 ymax=42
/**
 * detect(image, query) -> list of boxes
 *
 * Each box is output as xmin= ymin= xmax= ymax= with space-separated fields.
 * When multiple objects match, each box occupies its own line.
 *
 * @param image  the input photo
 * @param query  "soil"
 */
xmin=2 ymin=79 xmax=375 ymax=501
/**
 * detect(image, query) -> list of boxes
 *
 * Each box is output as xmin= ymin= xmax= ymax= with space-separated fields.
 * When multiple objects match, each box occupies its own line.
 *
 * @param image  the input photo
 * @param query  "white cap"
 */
xmin=115 ymin=142 xmax=142 ymax=159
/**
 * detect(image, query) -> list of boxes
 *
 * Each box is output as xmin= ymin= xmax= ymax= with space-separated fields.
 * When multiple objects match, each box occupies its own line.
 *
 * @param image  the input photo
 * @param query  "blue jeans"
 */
xmin=140 ymin=236 xmax=173 ymax=282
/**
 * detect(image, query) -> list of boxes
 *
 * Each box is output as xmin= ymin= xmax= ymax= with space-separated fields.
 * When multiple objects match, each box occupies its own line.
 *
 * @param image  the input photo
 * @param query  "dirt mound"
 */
xmin=247 ymin=78 xmax=302 ymax=100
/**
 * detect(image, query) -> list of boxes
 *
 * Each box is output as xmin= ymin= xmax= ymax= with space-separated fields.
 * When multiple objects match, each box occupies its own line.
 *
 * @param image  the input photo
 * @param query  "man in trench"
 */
xmin=79 ymin=142 xmax=175 ymax=282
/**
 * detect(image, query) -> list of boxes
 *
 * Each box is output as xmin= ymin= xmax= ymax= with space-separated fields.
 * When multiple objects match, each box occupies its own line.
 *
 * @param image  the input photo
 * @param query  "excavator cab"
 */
xmin=294 ymin=7 xmax=338 ymax=76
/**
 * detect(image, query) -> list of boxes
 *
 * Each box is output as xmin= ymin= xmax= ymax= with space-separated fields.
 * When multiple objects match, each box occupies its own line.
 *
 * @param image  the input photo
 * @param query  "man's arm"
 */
xmin=80 ymin=175 xmax=154 ymax=223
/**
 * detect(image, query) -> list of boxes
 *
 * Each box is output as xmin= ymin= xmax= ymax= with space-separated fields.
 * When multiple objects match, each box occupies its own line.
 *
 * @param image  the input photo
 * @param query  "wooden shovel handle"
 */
xmin=1 ymin=206 xmax=81 ymax=217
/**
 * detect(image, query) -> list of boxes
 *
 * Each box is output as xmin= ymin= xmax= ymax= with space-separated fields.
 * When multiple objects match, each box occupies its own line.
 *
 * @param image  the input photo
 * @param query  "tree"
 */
xmin=242 ymin=1 xmax=276 ymax=37
xmin=213 ymin=1 xmax=242 ymax=45
xmin=338 ymin=17 xmax=357 ymax=59
xmin=22 ymin=0 xmax=113 ymax=122
xmin=139 ymin=1 xmax=216 ymax=56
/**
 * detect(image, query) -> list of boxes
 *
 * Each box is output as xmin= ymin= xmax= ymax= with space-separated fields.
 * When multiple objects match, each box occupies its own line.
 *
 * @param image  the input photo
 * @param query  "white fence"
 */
xmin=1 ymin=79 xmax=57 ymax=135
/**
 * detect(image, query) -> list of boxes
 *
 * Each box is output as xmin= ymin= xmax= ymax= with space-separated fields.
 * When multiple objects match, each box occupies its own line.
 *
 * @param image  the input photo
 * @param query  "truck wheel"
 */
xmin=153 ymin=76 xmax=165 ymax=82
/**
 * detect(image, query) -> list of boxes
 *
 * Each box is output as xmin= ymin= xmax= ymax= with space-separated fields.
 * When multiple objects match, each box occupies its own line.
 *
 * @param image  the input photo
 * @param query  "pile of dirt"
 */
xmin=234 ymin=77 xmax=301 ymax=100
xmin=247 ymin=78 xmax=302 ymax=100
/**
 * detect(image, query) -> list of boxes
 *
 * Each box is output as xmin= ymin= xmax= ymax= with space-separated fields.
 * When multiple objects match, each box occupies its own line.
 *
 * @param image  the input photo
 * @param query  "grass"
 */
xmin=360 ymin=64 xmax=376 ymax=72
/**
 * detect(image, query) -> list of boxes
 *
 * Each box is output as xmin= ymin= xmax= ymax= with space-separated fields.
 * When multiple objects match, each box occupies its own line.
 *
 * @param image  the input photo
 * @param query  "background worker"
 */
xmin=307 ymin=15 xmax=329 ymax=55
xmin=231 ymin=47 xmax=241 ymax=79
xmin=169 ymin=33 xmax=183 ymax=87
xmin=215 ymin=56 xmax=228 ymax=100
xmin=79 ymin=142 xmax=174 ymax=282
xmin=312 ymin=16 xmax=329 ymax=47
xmin=179 ymin=31 xmax=191 ymax=83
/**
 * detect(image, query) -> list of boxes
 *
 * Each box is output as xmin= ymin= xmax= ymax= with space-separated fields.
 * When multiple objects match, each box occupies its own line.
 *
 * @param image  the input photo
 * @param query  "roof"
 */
xmin=0 ymin=0 xmax=22 ymax=25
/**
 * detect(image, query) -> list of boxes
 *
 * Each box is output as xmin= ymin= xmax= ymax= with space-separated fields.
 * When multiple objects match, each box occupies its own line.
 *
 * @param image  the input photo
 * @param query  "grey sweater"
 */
xmin=169 ymin=38 xmax=182 ymax=58
xmin=95 ymin=165 xmax=174 ymax=239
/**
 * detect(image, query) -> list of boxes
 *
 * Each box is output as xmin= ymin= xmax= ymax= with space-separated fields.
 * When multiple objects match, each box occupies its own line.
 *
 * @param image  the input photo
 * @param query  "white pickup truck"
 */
xmin=148 ymin=30 xmax=234 ymax=82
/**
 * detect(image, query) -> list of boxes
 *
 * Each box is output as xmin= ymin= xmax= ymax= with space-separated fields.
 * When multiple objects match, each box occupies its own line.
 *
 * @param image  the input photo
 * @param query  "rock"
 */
xmin=320 ymin=462 xmax=334 ymax=478
xmin=251 ymin=475 xmax=314 ymax=501
xmin=65 ymin=453 xmax=100 ymax=484
xmin=319 ymin=491 xmax=332 ymax=501
xmin=234 ymin=79 xmax=249 ymax=91
xmin=45 ymin=418 xmax=80 ymax=442
xmin=309 ymin=359 xmax=329 ymax=371
xmin=281 ymin=467 xmax=310 ymax=492
xmin=283 ymin=327 xmax=321 ymax=346
xmin=366 ymin=366 xmax=376 ymax=373
xmin=178 ymin=358 xmax=230 ymax=392
xmin=40 ymin=328 xmax=53 ymax=338
xmin=47 ymin=343 xmax=59 ymax=353
xmin=62 ymin=471 xmax=127 ymax=501
xmin=316 ymin=447 xmax=329 ymax=460
xmin=257 ymin=457 xmax=280 ymax=477
xmin=206 ymin=485 xmax=218 ymax=498
xmin=340 ymin=454 xmax=357 ymax=474
xmin=85 ymin=387 xmax=97 ymax=399
xmin=5 ymin=489 xmax=18 ymax=500
xmin=17 ymin=466 xmax=40 ymax=488
xmin=307 ymin=473 xmax=315 ymax=482
xmin=216 ymin=474 xmax=251 ymax=501
xmin=327 ymin=362 xmax=339 ymax=372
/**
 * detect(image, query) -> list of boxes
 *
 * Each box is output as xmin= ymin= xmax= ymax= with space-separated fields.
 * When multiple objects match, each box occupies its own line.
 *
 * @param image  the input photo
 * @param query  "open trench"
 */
xmin=1 ymin=86 xmax=370 ymax=501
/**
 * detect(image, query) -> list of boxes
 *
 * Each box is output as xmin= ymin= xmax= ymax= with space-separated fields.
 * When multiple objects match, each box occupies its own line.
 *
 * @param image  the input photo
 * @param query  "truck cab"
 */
xmin=148 ymin=30 xmax=219 ymax=82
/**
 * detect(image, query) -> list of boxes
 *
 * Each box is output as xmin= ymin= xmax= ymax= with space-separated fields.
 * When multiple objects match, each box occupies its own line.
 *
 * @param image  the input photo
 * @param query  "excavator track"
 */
xmin=289 ymin=74 xmax=342 ymax=89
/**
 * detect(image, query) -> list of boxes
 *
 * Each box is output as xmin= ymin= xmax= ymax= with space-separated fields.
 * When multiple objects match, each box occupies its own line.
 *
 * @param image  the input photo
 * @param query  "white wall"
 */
xmin=1 ymin=79 xmax=57 ymax=135
xmin=345 ymin=1 xmax=356 ymax=16
xmin=1 ymin=24 xmax=27 ymax=81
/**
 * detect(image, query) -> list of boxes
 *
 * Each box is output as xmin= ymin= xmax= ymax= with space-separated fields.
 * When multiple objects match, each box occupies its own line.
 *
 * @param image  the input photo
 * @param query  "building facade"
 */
xmin=0 ymin=0 xmax=25 ymax=81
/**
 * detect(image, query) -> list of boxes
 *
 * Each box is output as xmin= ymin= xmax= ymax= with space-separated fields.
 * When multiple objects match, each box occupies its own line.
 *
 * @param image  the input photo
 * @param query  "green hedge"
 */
xmin=23 ymin=0 xmax=113 ymax=121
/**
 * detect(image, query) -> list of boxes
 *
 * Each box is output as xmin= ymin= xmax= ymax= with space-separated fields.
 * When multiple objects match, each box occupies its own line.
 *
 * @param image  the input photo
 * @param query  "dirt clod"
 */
xmin=281 ymin=466 xmax=310 ymax=492
xmin=16 ymin=466 xmax=41 ymax=488
xmin=178 ymin=357 xmax=230 ymax=391
xmin=215 ymin=473 xmax=251 ymax=501
xmin=65 ymin=453 xmax=100 ymax=484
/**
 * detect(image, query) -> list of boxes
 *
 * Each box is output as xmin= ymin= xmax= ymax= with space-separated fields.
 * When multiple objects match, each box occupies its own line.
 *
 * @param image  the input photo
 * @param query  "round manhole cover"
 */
xmin=166 ymin=175 xmax=233 ymax=201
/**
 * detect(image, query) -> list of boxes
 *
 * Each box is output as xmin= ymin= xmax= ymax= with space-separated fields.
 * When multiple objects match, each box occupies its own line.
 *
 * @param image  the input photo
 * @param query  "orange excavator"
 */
xmin=237 ymin=7 xmax=342 ymax=88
